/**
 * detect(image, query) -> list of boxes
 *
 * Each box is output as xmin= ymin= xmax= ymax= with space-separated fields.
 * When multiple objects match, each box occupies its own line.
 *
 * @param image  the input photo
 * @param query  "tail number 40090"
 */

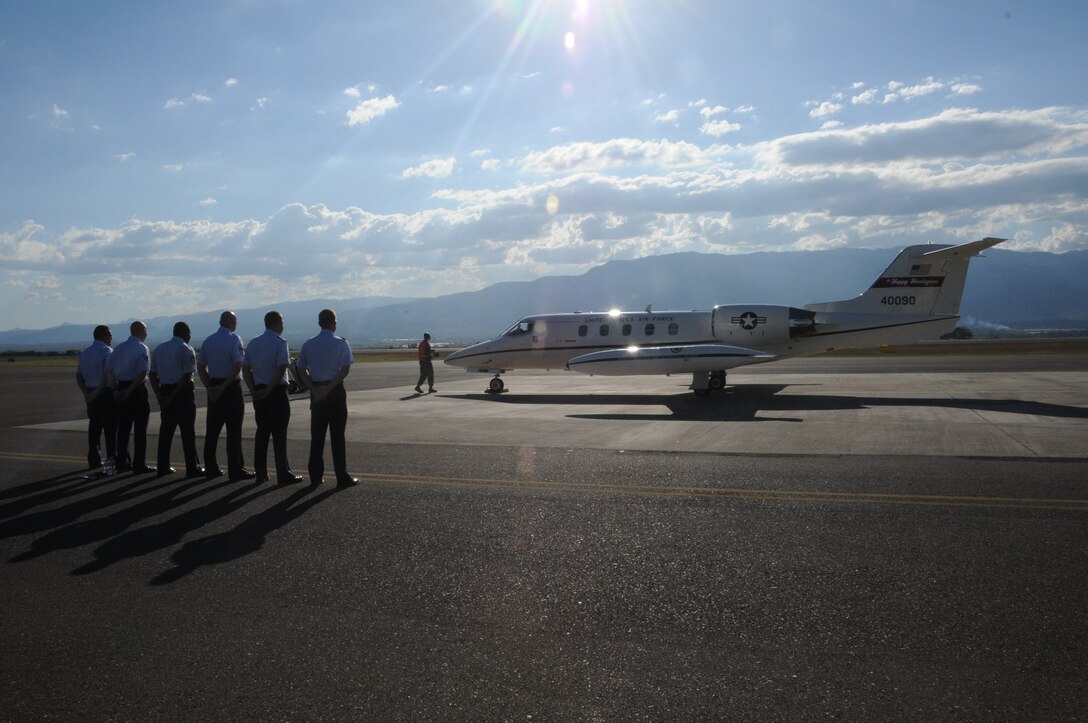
xmin=881 ymin=295 xmax=916 ymax=306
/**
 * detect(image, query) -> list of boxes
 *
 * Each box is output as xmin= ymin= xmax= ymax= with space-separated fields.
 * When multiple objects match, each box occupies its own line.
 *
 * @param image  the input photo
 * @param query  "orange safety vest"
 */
xmin=418 ymin=340 xmax=431 ymax=361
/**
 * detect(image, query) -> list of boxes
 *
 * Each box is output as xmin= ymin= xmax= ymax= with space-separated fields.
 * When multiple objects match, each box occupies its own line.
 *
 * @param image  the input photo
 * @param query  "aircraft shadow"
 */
xmin=150 ymin=485 xmax=338 ymax=586
xmin=452 ymin=384 xmax=1088 ymax=423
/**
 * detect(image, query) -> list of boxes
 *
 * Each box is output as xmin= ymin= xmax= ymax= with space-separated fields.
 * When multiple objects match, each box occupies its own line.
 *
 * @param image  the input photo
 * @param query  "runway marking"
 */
xmin=357 ymin=472 xmax=1088 ymax=512
xmin=2 ymin=453 xmax=1085 ymax=512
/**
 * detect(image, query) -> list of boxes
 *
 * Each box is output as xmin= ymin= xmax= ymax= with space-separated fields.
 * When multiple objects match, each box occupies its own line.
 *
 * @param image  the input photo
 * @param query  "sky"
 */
xmin=1 ymin=0 xmax=1087 ymax=332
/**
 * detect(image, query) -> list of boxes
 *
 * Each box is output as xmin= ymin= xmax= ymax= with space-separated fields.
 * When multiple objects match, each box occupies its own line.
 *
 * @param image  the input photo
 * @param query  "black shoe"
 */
xmin=256 ymin=473 xmax=271 ymax=483
xmin=309 ymin=475 xmax=323 ymax=486
xmin=231 ymin=470 xmax=257 ymax=482
xmin=428 ymin=388 xmax=437 ymax=393
xmin=278 ymin=474 xmax=305 ymax=485
xmin=132 ymin=465 xmax=156 ymax=474
xmin=156 ymin=467 xmax=176 ymax=478
xmin=205 ymin=467 xmax=225 ymax=479
xmin=413 ymin=386 xmax=423 ymax=394
xmin=336 ymin=477 xmax=360 ymax=488
xmin=185 ymin=465 xmax=204 ymax=478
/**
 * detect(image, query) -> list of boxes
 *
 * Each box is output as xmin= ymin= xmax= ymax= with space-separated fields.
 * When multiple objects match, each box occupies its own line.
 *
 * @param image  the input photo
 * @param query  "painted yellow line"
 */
xmin=1 ymin=453 xmax=1085 ymax=512
xmin=357 ymin=472 xmax=1088 ymax=512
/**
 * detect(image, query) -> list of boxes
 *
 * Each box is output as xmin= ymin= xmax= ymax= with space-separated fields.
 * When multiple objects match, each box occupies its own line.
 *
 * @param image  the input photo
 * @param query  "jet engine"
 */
xmin=711 ymin=304 xmax=817 ymax=345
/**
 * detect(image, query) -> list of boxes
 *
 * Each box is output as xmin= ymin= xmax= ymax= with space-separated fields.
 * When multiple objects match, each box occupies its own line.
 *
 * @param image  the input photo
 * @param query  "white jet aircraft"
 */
xmin=444 ymin=237 xmax=1003 ymax=395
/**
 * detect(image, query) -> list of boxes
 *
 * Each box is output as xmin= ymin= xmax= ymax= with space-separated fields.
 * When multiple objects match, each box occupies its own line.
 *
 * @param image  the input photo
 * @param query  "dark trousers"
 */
xmin=254 ymin=384 xmax=291 ymax=479
xmin=157 ymin=382 xmax=200 ymax=474
xmin=416 ymin=360 xmax=434 ymax=389
xmin=85 ymin=388 xmax=116 ymax=468
xmin=204 ymin=379 xmax=245 ymax=477
xmin=309 ymin=383 xmax=348 ymax=483
xmin=115 ymin=381 xmax=149 ymax=470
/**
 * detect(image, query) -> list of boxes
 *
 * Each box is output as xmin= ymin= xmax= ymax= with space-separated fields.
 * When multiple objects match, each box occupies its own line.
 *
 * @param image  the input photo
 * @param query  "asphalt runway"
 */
xmin=1 ymin=354 xmax=1087 ymax=719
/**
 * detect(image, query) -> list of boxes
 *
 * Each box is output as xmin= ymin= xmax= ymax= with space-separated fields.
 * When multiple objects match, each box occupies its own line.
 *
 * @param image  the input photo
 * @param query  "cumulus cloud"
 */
xmin=700 ymin=119 xmax=741 ymax=137
xmin=115 ymin=152 xmax=136 ymax=162
xmin=346 ymin=94 xmax=399 ymax=126
xmin=403 ymin=158 xmax=456 ymax=179
xmin=521 ymin=138 xmax=725 ymax=173
xmin=199 ymin=198 xmax=218 ymax=206
xmin=225 ymin=78 xmax=238 ymax=87
xmin=809 ymin=101 xmax=842 ymax=119
xmin=164 ymin=98 xmax=185 ymax=109
xmin=655 ymin=109 xmax=680 ymax=123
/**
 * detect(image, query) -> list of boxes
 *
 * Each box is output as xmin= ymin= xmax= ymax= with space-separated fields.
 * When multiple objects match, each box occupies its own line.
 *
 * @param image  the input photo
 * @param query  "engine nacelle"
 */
xmin=711 ymin=304 xmax=816 ymax=345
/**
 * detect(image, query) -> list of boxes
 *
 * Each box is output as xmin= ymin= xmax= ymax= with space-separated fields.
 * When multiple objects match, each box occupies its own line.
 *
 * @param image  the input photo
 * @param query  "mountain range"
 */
xmin=2 ymin=247 xmax=1085 ymax=351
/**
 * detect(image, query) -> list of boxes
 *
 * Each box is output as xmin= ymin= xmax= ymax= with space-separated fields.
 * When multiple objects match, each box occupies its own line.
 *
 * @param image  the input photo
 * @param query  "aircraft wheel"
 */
xmin=488 ymin=377 xmax=505 ymax=393
xmin=693 ymin=388 xmax=711 ymax=396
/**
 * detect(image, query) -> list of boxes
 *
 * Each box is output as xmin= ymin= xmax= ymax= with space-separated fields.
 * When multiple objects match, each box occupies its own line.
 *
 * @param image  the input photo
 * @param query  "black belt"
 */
xmin=160 ymin=382 xmax=189 ymax=391
xmin=209 ymin=378 xmax=240 ymax=386
xmin=254 ymin=383 xmax=287 ymax=390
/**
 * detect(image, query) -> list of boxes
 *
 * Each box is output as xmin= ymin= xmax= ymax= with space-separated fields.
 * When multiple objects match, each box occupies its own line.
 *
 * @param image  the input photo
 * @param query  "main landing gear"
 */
xmin=691 ymin=370 xmax=727 ymax=396
xmin=487 ymin=375 xmax=506 ymax=394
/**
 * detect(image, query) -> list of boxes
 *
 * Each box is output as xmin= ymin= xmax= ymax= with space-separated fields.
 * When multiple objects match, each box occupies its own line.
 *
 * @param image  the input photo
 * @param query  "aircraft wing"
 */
xmin=566 ymin=344 xmax=775 ymax=376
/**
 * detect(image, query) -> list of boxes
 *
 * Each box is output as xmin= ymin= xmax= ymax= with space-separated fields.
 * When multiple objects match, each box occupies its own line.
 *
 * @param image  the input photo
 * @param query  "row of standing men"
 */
xmin=75 ymin=308 xmax=359 ymax=488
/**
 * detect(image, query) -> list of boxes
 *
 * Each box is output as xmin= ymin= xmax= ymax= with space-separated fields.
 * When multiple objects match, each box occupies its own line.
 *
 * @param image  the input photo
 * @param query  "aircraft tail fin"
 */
xmin=805 ymin=237 xmax=1003 ymax=316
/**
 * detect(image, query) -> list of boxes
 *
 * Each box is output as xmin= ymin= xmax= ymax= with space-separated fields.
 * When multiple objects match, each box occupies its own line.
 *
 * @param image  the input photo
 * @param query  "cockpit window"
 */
xmin=503 ymin=320 xmax=533 ymax=336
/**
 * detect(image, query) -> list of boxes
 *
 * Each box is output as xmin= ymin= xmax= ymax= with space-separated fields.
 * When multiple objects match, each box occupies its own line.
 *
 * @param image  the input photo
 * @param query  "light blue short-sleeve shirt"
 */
xmin=199 ymin=326 xmax=244 ymax=379
xmin=244 ymin=329 xmax=291 ymax=386
xmin=77 ymin=340 xmax=112 ymax=388
xmin=106 ymin=336 xmax=150 ymax=382
xmin=151 ymin=336 xmax=196 ymax=385
xmin=297 ymin=329 xmax=352 ymax=382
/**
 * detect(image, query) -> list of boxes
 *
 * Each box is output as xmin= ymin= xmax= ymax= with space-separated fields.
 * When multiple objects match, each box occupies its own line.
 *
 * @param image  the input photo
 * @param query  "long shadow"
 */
xmin=0 ymin=470 xmax=102 ymax=502
xmin=150 ymin=485 xmax=339 ymax=585
xmin=71 ymin=479 xmax=275 ymax=575
xmin=8 ymin=476 xmax=233 ymax=562
xmin=0 ymin=474 xmax=187 ymax=538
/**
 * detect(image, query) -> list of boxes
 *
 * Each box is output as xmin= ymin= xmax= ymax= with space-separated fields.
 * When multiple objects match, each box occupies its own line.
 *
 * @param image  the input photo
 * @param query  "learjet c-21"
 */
xmin=442 ymin=237 xmax=1003 ymax=395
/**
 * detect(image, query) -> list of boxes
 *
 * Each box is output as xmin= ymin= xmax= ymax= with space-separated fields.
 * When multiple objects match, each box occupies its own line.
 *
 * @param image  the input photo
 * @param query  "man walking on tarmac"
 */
xmin=414 ymin=332 xmax=437 ymax=394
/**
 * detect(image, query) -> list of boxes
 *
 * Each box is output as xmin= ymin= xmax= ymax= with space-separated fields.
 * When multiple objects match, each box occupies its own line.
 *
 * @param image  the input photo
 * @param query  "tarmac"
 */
xmin=2 ymin=354 xmax=1087 ymax=719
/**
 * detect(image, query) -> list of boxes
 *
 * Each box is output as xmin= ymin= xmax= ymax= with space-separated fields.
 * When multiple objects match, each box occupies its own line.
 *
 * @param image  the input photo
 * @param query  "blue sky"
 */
xmin=1 ymin=0 xmax=1086 ymax=331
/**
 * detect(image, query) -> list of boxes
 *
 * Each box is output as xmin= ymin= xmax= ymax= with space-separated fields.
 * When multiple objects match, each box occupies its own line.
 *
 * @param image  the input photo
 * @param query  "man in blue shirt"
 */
xmin=106 ymin=320 xmax=154 ymax=474
xmin=75 ymin=325 xmax=115 ymax=470
xmin=297 ymin=308 xmax=358 ymax=488
xmin=243 ymin=311 xmax=303 ymax=485
xmin=198 ymin=311 xmax=254 ymax=481
xmin=150 ymin=322 xmax=202 ymax=478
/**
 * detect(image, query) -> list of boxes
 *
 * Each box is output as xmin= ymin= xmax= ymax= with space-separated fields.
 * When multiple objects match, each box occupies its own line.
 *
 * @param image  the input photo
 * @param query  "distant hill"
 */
xmin=333 ymin=247 xmax=1088 ymax=344
xmin=2 ymin=247 xmax=1085 ymax=350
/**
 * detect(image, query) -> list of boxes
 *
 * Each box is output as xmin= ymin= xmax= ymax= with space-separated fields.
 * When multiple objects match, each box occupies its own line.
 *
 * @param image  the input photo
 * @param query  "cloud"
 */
xmin=164 ymin=98 xmax=185 ymax=109
xmin=699 ymin=105 xmax=728 ymax=118
xmin=115 ymin=152 xmax=136 ymax=162
xmin=191 ymin=93 xmax=213 ymax=103
xmin=808 ymin=101 xmax=842 ymax=119
xmin=198 ymin=198 xmax=218 ymax=206
xmin=163 ymin=164 xmax=184 ymax=173
xmin=225 ymin=78 xmax=238 ymax=87
xmin=762 ymin=107 xmax=1088 ymax=166
xmin=654 ymin=109 xmax=680 ymax=123
xmin=346 ymin=94 xmax=399 ymax=126
xmin=520 ymin=138 xmax=725 ymax=173
xmin=403 ymin=158 xmax=456 ymax=179
xmin=343 ymin=86 xmax=361 ymax=98
xmin=700 ymin=119 xmax=741 ymax=137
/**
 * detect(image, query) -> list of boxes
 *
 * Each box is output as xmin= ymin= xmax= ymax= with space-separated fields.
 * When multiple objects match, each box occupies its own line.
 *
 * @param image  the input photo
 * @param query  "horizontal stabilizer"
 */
xmin=567 ymin=344 xmax=774 ymax=376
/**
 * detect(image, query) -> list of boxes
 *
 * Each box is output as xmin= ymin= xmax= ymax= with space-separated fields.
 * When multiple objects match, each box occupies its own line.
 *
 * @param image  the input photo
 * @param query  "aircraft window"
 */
xmin=645 ymin=323 xmax=655 ymax=336
xmin=621 ymin=324 xmax=632 ymax=336
xmin=578 ymin=325 xmax=588 ymax=337
xmin=503 ymin=320 xmax=533 ymax=336
xmin=599 ymin=324 xmax=609 ymax=337
xmin=668 ymin=322 xmax=679 ymax=335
